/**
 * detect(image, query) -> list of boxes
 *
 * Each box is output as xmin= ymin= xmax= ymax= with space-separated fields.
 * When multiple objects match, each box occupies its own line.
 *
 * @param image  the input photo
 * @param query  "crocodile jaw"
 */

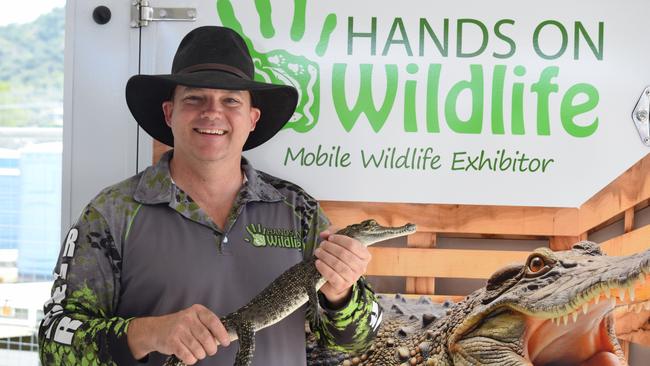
xmin=525 ymin=300 xmax=624 ymax=365
xmin=524 ymin=285 xmax=650 ymax=365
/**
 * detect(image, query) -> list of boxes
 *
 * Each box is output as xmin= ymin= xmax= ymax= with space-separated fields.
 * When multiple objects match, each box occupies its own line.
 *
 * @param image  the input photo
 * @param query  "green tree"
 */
xmin=0 ymin=7 xmax=64 ymax=127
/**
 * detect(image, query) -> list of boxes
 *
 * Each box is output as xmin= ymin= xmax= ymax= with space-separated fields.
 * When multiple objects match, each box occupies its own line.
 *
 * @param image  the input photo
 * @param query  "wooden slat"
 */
xmin=579 ymin=153 xmax=650 ymax=233
xmin=406 ymin=232 xmax=437 ymax=294
xmin=321 ymin=201 xmax=578 ymax=237
xmin=600 ymin=225 xmax=650 ymax=256
xmin=366 ymin=247 xmax=529 ymax=278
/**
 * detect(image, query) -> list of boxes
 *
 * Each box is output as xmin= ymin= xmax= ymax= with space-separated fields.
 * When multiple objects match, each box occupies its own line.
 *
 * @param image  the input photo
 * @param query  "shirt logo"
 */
xmin=245 ymin=223 xmax=303 ymax=249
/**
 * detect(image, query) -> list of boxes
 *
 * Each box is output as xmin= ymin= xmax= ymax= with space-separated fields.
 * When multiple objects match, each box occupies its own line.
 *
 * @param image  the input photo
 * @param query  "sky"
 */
xmin=0 ymin=0 xmax=65 ymax=26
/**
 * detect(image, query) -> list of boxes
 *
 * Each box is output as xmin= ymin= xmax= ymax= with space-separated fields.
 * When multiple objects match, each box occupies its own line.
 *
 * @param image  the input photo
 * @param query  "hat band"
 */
xmin=177 ymin=63 xmax=250 ymax=80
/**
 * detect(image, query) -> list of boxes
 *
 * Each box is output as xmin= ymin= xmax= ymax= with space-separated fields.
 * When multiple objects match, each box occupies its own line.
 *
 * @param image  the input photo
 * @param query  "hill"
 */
xmin=0 ymin=7 xmax=64 ymax=127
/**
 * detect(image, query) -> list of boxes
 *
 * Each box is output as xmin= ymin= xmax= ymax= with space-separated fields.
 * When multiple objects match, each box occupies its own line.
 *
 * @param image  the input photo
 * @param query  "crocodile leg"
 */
xmin=233 ymin=319 xmax=256 ymax=366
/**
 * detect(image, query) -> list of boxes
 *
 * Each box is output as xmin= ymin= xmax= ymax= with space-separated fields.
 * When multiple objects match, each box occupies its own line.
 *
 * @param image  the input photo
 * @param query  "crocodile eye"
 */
xmin=528 ymin=256 xmax=546 ymax=273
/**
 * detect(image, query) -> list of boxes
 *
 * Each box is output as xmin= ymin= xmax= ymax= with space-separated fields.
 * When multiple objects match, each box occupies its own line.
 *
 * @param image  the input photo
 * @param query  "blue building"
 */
xmin=17 ymin=142 xmax=62 ymax=281
xmin=0 ymin=148 xmax=20 ymax=251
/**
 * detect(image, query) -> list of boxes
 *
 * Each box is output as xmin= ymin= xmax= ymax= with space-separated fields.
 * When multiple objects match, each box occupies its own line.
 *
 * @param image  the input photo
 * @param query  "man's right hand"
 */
xmin=127 ymin=304 xmax=231 ymax=365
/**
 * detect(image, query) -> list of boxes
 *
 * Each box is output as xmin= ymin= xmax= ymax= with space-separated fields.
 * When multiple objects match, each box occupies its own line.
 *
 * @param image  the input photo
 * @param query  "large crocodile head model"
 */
xmin=309 ymin=241 xmax=650 ymax=366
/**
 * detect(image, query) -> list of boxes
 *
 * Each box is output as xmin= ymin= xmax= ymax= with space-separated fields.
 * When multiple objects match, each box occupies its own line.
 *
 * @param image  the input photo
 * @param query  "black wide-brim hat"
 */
xmin=125 ymin=26 xmax=298 ymax=150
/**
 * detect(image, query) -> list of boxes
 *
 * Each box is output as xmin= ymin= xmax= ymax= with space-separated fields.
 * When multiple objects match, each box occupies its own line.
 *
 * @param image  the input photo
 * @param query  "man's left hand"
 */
xmin=314 ymin=228 xmax=372 ymax=308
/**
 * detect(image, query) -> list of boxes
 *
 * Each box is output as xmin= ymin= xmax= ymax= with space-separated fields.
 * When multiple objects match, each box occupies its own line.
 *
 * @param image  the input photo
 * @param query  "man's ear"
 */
xmin=162 ymin=101 xmax=173 ymax=127
xmin=249 ymin=107 xmax=261 ymax=131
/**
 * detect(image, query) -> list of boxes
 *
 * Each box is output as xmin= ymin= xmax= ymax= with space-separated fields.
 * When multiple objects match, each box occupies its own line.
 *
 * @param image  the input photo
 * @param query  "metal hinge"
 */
xmin=632 ymin=87 xmax=650 ymax=146
xmin=130 ymin=0 xmax=197 ymax=28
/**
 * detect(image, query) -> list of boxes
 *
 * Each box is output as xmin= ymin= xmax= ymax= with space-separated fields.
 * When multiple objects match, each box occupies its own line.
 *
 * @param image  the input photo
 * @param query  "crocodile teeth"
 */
xmin=620 ymin=305 xmax=629 ymax=312
xmin=639 ymin=275 xmax=646 ymax=285
xmin=605 ymin=290 xmax=611 ymax=299
xmin=595 ymin=295 xmax=600 ymax=304
xmin=582 ymin=303 xmax=589 ymax=314
xmin=572 ymin=312 xmax=578 ymax=323
xmin=644 ymin=302 xmax=650 ymax=311
xmin=633 ymin=304 xmax=642 ymax=313
xmin=618 ymin=288 xmax=626 ymax=301
xmin=563 ymin=315 xmax=568 ymax=326
xmin=629 ymin=287 xmax=635 ymax=302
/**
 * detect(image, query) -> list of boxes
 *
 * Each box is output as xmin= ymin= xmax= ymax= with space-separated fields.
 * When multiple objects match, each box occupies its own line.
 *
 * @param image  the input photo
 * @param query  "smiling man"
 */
xmin=38 ymin=26 xmax=381 ymax=366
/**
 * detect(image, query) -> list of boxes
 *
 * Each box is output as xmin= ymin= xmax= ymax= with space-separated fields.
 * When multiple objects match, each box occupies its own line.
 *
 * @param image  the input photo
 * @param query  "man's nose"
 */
xmin=200 ymin=98 xmax=224 ymax=120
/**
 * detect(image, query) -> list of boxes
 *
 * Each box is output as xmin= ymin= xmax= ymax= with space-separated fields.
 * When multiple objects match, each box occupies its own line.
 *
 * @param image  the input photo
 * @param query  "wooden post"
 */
xmin=624 ymin=208 xmax=635 ymax=233
xmin=549 ymin=236 xmax=579 ymax=251
xmin=405 ymin=232 xmax=436 ymax=294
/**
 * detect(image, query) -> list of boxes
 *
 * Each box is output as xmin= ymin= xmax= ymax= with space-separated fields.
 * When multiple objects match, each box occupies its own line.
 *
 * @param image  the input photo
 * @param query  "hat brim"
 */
xmin=125 ymin=70 xmax=298 ymax=150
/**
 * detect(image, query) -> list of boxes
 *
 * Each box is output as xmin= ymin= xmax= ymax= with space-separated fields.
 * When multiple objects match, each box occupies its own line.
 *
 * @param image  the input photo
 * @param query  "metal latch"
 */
xmin=130 ymin=0 xmax=197 ymax=28
xmin=632 ymin=87 xmax=650 ymax=146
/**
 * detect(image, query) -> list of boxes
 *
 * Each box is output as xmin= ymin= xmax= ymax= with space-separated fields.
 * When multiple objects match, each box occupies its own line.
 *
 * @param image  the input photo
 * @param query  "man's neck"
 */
xmin=168 ymin=152 xmax=244 ymax=228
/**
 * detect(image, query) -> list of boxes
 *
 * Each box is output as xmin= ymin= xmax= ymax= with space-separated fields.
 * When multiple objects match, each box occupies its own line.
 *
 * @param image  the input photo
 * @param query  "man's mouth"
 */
xmin=194 ymin=128 xmax=227 ymax=135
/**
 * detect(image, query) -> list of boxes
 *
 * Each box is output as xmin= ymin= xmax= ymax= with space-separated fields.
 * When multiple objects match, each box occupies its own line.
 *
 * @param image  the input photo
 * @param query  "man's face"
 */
xmin=162 ymin=86 xmax=261 ymax=164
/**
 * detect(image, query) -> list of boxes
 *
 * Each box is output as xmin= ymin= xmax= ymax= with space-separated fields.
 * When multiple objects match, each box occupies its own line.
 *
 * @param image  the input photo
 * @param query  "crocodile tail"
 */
xmin=233 ymin=319 xmax=256 ymax=366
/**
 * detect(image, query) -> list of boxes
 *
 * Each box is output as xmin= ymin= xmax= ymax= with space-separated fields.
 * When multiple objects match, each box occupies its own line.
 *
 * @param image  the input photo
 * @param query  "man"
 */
xmin=38 ymin=26 xmax=380 ymax=365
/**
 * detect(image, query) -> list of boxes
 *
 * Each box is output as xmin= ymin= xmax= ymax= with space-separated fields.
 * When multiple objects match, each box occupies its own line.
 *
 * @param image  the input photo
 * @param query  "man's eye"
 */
xmin=224 ymin=98 xmax=241 ymax=105
xmin=183 ymin=96 xmax=202 ymax=103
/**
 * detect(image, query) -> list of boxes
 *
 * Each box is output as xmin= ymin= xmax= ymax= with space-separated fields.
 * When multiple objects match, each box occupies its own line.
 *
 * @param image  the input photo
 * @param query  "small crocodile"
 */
xmin=163 ymin=219 xmax=417 ymax=366
xmin=307 ymin=241 xmax=650 ymax=366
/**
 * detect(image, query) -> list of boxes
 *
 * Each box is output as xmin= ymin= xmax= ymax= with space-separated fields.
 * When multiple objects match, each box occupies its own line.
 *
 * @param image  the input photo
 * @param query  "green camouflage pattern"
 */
xmin=313 ymin=280 xmax=379 ymax=353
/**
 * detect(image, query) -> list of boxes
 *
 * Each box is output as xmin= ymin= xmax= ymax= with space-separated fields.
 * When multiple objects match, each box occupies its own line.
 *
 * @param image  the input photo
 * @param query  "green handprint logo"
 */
xmin=245 ymin=224 xmax=267 ymax=247
xmin=216 ymin=0 xmax=337 ymax=133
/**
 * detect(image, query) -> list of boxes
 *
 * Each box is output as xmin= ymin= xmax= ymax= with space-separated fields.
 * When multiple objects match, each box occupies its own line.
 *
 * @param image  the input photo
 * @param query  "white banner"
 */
xmin=156 ymin=0 xmax=650 ymax=207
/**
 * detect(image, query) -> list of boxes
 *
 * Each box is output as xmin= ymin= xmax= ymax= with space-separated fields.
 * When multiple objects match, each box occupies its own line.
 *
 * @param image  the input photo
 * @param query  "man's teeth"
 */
xmin=196 ymin=128 xmax=226 ymax=135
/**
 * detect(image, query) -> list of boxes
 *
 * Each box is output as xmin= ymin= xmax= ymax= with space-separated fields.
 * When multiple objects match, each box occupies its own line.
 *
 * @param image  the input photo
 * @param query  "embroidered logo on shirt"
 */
xmin=245 ymin=223 xmax=302 ymax=249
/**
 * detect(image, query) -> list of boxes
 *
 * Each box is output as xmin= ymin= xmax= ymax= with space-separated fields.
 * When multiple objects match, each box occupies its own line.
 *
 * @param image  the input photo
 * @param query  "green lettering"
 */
xmin=445 ymin=64 xmax=484 ymax=134
xmin=382 ymin=18 xmax=413 ymax=56
xmin=404 ymin=64 xmax=419 ymax=132
xmin=457 ymin=19 xmax=488 ymax=58
xmin=451 ymin=152 xmax=466 ymax=171
xmin=561 ymin=84 xmax=599 ymax=137
xmin=533 ymin=20 xmax=568 ymax=60
xmin=531 ymin=66 xmax=559 ymax=135
xmin=426 ymin=64 xmax=442 ymax=133
xmin=511 ymin=66 xmax=526 ymax=135
xmin=284 ymin=147 xmax=305 ymax=165
xmin=574 ymin=21 xmax=604 ymax=60
xmin=493 ymin=19 xmax=516 ymax=59
xmin=491 ymin=65 xmax=506 ymax=134
xmin=419 ymin=18 xmax=448 ymax=57
xmin=332 ymin=63 xmax=398 ymax=132
xmin=348 ymin=17 xmax=377 ymax=55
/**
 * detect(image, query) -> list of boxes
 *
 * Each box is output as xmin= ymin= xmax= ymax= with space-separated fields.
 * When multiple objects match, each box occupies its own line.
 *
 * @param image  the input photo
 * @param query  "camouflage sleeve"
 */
xmin=308 ymin=205 xmax=382 ymax=353
xmin=38 ymin=205 xmax=135 ymax=366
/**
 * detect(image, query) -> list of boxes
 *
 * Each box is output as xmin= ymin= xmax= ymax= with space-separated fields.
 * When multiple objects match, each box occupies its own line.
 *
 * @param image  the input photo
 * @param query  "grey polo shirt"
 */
xmin=39 ymin=151 xmax=380 ymax=366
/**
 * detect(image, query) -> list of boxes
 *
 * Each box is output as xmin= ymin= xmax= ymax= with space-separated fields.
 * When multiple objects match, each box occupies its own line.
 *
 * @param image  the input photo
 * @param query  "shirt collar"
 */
xmin=133 ymin=150 xmax=284 ymax=205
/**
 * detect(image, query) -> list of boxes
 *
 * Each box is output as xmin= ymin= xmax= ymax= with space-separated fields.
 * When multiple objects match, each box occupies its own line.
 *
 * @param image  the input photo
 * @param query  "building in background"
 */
xmin=0 ymin=142 xmax=63 ymax=283
xmin=17 ymin=142 xmax=62 ymax=281
xmin=0 ymin=148 xmax=20 ymax=252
